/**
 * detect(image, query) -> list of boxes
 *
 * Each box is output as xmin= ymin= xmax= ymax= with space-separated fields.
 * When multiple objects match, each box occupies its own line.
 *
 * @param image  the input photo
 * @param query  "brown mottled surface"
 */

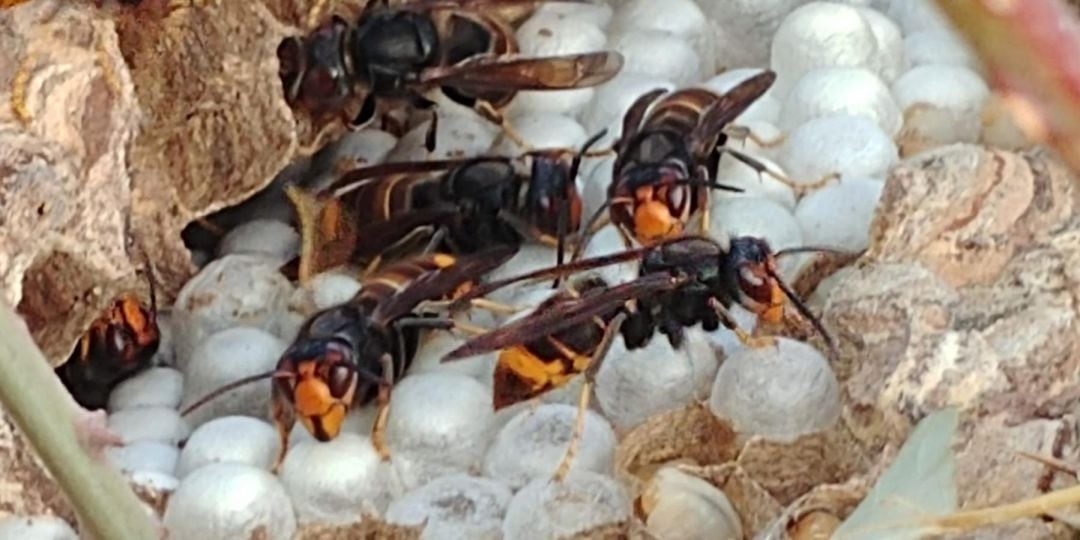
xmin=614 ymin=403 xmax=738 ymax=487
xmin=291 ymin=520 xmax=421 ymax=540
xmin=0 ymin=0 xmax=327 ymax=366
xmin=823 ymin=144 xmax=1080 ymax=538
xmin=0 ymin=409 xmax=73 ymax=523
xmin=867 ymin=146 xmax=1077 ymax=288
xmin=1 ymin=1 xmax=145 ymax=365
xmin=0 ymin=1 xmax=328 ymax=533
xmin=736 ymin=423 xmax=870 ymax=506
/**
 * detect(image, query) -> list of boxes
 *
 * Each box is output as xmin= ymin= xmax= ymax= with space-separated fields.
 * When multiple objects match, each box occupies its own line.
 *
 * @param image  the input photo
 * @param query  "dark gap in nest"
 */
xmin=180 ymin=133 xmax=350 ymax=263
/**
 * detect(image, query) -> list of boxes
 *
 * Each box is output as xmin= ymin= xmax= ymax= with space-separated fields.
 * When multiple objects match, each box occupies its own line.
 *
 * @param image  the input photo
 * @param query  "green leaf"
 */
xmin=833 ymin=408 xmax=959 ymax=540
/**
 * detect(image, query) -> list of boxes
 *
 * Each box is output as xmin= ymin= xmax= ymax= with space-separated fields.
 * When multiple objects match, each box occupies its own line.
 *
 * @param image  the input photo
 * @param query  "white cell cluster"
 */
xmin=611 ymin=31 xmax=702 ymax=87
xmin=610 ymin=0 xmax=714 ymax=78
xmin=216 ymin=218 xmax=300 ymax=265
xmin=697 ymin=0 xmax=811 ymax=69
xmin=107 ymin=440 xmax=179 ymax=476
xmin=177 ymin=415 xmax=281 ymax=478
xmin=107 ymin=367 xmax=183 ymax=412
xmin=893 ymin=64 xmax=990 ymax=150
xmin=171 ymin=254 xmax=294 ymax=369
xmin=885 ymin=0 xmax=952 ymax=35
xmin=315 ymin=128 xmax=399 ymax=175
xmin=779 ymin=67 xmax=901 ymax=137
xmin=855 ymin=6 xmax=906 ymax=83
xmin=33 ymin=2 xmax=1025 ymax=538
xmin=107 ymin=406 xmax=190 ymax=445
xmin=389 ymin=114 xmax=499 ymax=162
xmin=709 ymin=337 xmax=841 ymax=442
xmin=385 ymin=373 xmax=497 ymax=491
xmin=483 ymin=403 xmax=617 ymax=489
xmin=163 ymin=463 xmax=296 ymax=540
xmin=409 ymin=330 xmax=497 ymax=382
xmin=492 ymin=111 xmax=588 ymax=155
xmin=594 ymin=329 xmax=717 ymax=429
xmin=779 ymin=114 xmax=899 ymax=183
xmin=578 ymin=224 xmax=640 ymax=286
xmin=0 ymin=516 xmax=78 ymax=540
xmin=502 ymin=471 xmax=631 ymax=540
xmin=179 ymin=327 xmax=287 ymax=429
xmin=386 ymin=474 xmax=513 ymax=539
xmin=131 ymin=471 xmax=180 ymax=492
xmin=301 ymin=271 xmax=363 ymax=311
xmin=481 ymin=244 xmax=564 ymax=306
xmin=795 ymin=177 xmax=885 ymax=252
xmin=770 ymin=2 xmax=881 ymax=98
xmin=535 ymin=1 xmax=614 ymax=30
xmin=287 ymin=405 xmax=377 ymax=449
xmin=280 ymin=434 xmax=393 ymax=524
xmin=711 ymin=153 xmax=795 ymax=210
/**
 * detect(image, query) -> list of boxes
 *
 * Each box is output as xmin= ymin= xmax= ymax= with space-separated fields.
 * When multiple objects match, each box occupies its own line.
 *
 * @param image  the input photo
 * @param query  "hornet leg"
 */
xmin=707 ymin=297 xmax=777 ymax=349
xmin=371 ymin=365 xmax=394 ymax=461
xmin=553 ymin=313 xmax=626 ymax=482
xmin=419 ymin=298 xmax=522 ymax=317
xmin=724 ymin=147 xmax=839 ymax=195
xmin=270 ymin=385 xmax=296 ymax=474
xmin=476 ymin=100 xmax=531 ymax=152
xmin=724 ymin=124 xmax=785 ymax=148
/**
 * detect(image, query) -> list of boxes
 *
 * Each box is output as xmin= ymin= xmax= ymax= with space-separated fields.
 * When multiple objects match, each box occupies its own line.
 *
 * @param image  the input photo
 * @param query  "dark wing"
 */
xmin=326 ymin=157 xmax=503 ymax=197
xmin=618 ymin=88 xmax=668 ymax=151
xmin=689 ymin=71 xmax=776 ymax=156
xmin=448 ymin=243 xmax=660 ymax=310
xmin=372 ymin=246 xmax=519 ymax=324
xmin=419 ymin=51 xmax=624 ymax=91
xmin=442 ymin=273 xmax=682 ymax=360
xmin=351 ymin=208 xmax=460 ymax=259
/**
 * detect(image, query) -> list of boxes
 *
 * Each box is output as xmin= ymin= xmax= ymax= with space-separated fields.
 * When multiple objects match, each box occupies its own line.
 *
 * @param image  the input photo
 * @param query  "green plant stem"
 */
xmin=0 ymin=301 xmax=159 ymax=540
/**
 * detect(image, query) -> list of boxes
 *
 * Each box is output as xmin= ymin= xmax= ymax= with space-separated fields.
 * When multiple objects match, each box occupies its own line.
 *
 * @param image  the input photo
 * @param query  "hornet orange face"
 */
xmin=276 ymin=341 xmax=358 ymax=441
xmin=532 ymin=190 xmax=584 ymax=240
xmin=60 ymin=292 xmax=161 ymax=409
xmin=81 ymin=294 xmax=160 ymax=367
xmin=631 ymin=185 xmax=690 ymax=243
xmin=615 ymin=168 xmax=695 ymax=245
xmin=727 ymin=237 xmax=785 ymax=325
xmin=736 ymin=258 xmax=785 ymax=324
